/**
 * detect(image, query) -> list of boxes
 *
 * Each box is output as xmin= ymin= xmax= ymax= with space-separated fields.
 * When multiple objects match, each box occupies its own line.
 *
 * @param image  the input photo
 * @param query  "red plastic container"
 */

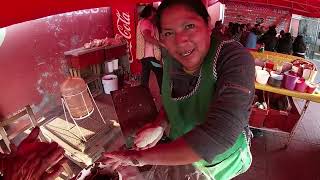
xmin=306 ymin=82 xmax=318 ymax=94
xmin=249 ymin=107 xmax=267 ymax=128
xmin=264 ymin=109 xmax=288 ymax=130
xmin=265 ymin=61 xmax=275 ymax=70
xmin=264 ymin=97 xmax=300 ymax=133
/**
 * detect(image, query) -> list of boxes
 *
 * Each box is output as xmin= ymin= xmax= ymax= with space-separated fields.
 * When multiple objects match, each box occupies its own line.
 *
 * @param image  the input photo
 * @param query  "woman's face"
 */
xmin=160 ymin=5 xmax=212 ymax=71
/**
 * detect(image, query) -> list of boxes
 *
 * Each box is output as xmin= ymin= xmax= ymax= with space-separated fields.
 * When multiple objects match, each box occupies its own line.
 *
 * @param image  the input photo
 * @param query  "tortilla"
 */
xmin=134 ymin=126 xmax=163 ymax=148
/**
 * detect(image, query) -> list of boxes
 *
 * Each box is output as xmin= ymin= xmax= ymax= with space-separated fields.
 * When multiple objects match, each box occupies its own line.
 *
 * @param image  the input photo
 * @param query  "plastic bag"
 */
xmin=132 ymin=165 xmax=207 ymax=180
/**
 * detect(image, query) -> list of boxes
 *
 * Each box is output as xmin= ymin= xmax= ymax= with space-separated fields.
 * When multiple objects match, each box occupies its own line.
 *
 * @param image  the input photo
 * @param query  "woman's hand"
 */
xmin=2 ymin=127 xmax=67 ymax=180
xmin=100 ymin=150 xmax=144 ymax=170
xmin=133 ymin=122 xmax=164 ymax=150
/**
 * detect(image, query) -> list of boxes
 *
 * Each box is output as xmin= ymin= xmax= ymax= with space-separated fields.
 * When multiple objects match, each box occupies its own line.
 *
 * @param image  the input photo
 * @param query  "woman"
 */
xmin=102 ymin=0 xmax=255 ymax=179
xmin=137 ymin=5 xmax=163 ymax=92
xmin=292 ymin=35 xmax=307 ymax=58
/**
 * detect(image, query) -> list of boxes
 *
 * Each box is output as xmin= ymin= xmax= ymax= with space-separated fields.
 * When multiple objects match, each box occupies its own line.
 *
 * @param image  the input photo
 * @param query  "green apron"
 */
xmin=162 ymin=37 xmax=252 ymax=180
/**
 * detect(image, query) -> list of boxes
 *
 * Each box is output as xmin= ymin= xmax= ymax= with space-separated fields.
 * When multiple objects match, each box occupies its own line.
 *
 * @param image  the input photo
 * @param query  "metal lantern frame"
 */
xmin=61 ymin=85 xmax=106 ymax=142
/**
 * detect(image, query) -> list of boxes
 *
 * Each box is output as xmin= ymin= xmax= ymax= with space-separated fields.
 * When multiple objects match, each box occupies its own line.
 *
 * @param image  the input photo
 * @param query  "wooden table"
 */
xmin=64 ymin=43 xmax=127 ymax=70
xmin=64 ymin=43 xmax=128 ymax=97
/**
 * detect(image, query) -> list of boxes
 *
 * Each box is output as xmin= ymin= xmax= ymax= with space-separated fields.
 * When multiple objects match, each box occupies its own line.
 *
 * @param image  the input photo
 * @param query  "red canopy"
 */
xmin=1 ymin=0 xmax=320 ymax=28
xmin=0 ymin=0 xmax=158 ymax=28
xmin=220 ymin=0 xmax=320 ymax=18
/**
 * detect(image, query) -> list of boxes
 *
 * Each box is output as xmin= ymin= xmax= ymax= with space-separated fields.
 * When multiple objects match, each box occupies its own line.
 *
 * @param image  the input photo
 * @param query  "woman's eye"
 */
xmin=185 ymin=24 xmax=195 ymax=30
xmin=164 ymin=31 xmax=173 ymax=37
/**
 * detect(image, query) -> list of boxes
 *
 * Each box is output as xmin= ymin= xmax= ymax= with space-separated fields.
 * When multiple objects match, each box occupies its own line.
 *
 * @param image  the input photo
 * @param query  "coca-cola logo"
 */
xmin=115 ymin=9 xmax=134 ymax=63
xmin=116 ymin=10 xmax=131 ymax=39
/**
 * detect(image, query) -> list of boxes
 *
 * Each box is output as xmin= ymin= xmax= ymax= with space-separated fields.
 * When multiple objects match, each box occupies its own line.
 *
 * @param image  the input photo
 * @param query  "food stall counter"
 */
xmin=255 ymin=83 xmax=320 ymax=103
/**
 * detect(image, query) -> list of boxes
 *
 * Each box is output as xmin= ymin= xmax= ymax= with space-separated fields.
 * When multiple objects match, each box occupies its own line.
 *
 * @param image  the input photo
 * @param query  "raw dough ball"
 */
xmin=134 ymin=126 xmax=163 ymax=148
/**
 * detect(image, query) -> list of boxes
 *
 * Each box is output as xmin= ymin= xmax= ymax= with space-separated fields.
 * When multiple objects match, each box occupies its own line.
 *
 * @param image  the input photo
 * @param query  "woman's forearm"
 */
xmin=136 ymin=138 xmax=201 ymax=166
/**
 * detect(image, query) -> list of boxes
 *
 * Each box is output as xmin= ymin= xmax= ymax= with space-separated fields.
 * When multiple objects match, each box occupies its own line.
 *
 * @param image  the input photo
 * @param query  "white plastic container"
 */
xmin=255 ymin=65 xmax=262 ymax=71
xmin=104 ymin=61 xmax=114 ymax=73
xmin=255 ymin=66 xmax=262 ymax=78
xmin=256 ymin=70 xmax=270 ymax=85
xmin=270 ymin=71 xmax=284 ymax=80
xmin=102 ymin=74 xmax=118 ymax=94
xmin=302 ymin=69 xmax=311 ymax=80
xmin=112 ymin=59 xmax=119 ymax=70
xmin=309 ymin=70 xmax=318 ymax=82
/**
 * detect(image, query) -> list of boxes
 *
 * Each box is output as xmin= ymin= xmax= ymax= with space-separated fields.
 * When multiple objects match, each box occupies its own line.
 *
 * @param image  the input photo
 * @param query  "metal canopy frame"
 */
xmin=220 ymin=0 xmax=320 ymax=18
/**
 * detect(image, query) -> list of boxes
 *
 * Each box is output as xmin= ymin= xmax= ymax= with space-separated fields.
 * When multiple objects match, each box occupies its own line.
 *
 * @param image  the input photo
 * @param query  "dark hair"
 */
xmin=266 ymin=26 xmax=277 ymax=37
xmin=293 ymin=35 xmax=306 ymax=53
xmin=268 ymin=25 xmax=276 ymax=31
xmin=156 ymin=0 xmax=209 ymax=31
xmin=215 ymin=20 xmax=223 ymax=29
xmin=231 ymin=23 xmax=240 ymax=35
xmin=140 ymin=5 xmax=156 ymax=18
xmin=251 ymin=27 xmax=260 ymax=35
xmin=284 ymin=32 xmax=291 ymax=38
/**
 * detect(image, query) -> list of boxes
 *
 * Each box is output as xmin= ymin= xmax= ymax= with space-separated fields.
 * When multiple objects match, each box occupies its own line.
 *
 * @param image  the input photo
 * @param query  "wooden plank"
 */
xmin=42 ymin=123 xmax=122 ymax=168
xmin=64 ymin=43 xmax=126 ymax=56
xmin=41 ymin=127 xmax=94 ymax=168
xmin=0 ymin=109 xmax=27 ymax=126
xmin=25 ymin=105 xmax=46 ymax=141
xmin=42 ymin=113 xmax=121 ymax=149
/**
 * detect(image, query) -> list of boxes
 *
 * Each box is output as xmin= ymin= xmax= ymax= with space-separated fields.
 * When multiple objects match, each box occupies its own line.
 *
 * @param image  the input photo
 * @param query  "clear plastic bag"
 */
xmin=123 ymin=165 xmax=207 ymax=180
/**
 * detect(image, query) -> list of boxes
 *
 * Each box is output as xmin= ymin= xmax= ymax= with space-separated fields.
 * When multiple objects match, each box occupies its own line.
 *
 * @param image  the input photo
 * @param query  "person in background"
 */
xmin=212 ymin=20 xmax=225 ymax=38
xmin=231 ymin=23 xmax=242 ymax=41
xmin=258 ymin=25 xmax=278 ymax=51
xmin=136 ymin=5 xmax=163 ymax=92
xmin=101 ymin=0 xmax=254 ymax=179
xmin=292 ymin=35 xmax=307 ymax=58
xmin=240 ymin=24 xmax=246 ymax=35
xmin=245 ymin=27 xmax=259 ymax=49
xmin=240 ymin=23 xmax=251 ymax=46
xmin=277 ymin=32 xmax=293 ymax=54
xmin=0 ymin=127 xmax=66 ymax=180
xmin=278 ymin=30 xmax=285 ymax=39
xmin=226 ymin=22 xmax=234 ymax=38
xmin=254 ymin=23 xmax=261 ymax=31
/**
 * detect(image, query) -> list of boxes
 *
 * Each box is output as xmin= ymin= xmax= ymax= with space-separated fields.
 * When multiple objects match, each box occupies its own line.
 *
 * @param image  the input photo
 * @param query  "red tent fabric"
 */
xmin=1 ymin=0 xmax=320 ymax=28
xmin=2 ymin=0 xmax=320 ymax=28
xmin=0 ymin=0 xmax=158 ymax=28
xmin=220 ymin=0 xmax=320 ymax=18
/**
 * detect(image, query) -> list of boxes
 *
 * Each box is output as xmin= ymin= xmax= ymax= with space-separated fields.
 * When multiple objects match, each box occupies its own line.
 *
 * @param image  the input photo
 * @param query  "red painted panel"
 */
xmin=112 ymin=4 xmax=142 ymax=75
xmin=67 ymin=49 xmax=105 ymax=69
xmin=0 ymin=7 xmax=113 ymax=117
